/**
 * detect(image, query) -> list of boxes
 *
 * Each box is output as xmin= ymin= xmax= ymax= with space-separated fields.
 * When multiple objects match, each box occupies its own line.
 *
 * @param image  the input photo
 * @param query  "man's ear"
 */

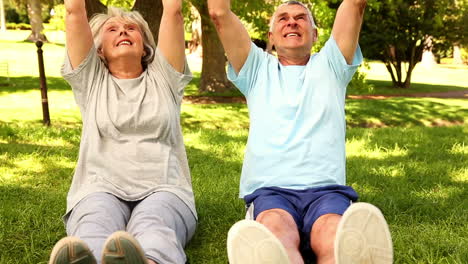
xmin=312 ymin=28 xmax=318 ymax=43
xmin=268 ymin=32 xmax=274 ymax=46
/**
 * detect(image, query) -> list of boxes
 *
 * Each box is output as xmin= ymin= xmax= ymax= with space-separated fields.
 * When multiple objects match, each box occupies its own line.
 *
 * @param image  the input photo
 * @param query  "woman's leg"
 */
xmin=66 ymin=192 xmax=131 ymax=263
xmin=127 ymin=192 xmax=197 ymax=264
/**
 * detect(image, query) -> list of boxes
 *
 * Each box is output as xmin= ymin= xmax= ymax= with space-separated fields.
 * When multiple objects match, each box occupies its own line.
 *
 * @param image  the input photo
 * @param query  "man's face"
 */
xmin=99 ymin=17 xmax=145 ymax=63
xmin=268 ymin=4 xmax=317 ymax=56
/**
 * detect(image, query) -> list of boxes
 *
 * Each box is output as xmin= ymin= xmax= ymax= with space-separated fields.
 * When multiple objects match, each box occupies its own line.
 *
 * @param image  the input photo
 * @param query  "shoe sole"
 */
xmin=49 ymin=236 xmax=96 ymax=264
xmin=101 ymin=231 xmax=147 ymax=264
xmin=227 ymin=220 xmax=290 ymax=264
xmin=335 ymin=202 xmax=393 ymax=264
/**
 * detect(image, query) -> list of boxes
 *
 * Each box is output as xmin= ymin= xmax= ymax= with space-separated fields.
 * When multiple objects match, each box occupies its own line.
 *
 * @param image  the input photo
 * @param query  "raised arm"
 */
xmin=64 ymin=0 xmax=94 ymax=69
xmin=158 ymin=0 xmax=186 ymax=73
xmin=208 ymin=0 xmax=251 ymax=74
xmin=331 ymin=0 xmax=367 ymax=64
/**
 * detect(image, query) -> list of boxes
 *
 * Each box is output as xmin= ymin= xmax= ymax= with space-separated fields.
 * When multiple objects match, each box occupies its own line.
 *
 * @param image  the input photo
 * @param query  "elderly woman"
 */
xmin=48 ymin=0 xmax=196 ymax=264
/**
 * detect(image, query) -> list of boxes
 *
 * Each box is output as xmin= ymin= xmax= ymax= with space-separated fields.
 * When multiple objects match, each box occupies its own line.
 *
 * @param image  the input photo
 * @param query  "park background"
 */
xmin=0 ymin=0 xmax=467 ymax=263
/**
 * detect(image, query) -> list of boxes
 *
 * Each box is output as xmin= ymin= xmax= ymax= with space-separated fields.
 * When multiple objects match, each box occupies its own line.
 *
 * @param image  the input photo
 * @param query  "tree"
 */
xmin=8 ymin=0 xmax=60 ymax=41
xmin=360 ymin=0 xmax=466 ymax=88
xmin=188 ymin=0 xmax=234 ymax=93
xmin=26 ymin=0 xmax=47 ymax=41
xmin=85 ymin=0 xmax=231 ymax=93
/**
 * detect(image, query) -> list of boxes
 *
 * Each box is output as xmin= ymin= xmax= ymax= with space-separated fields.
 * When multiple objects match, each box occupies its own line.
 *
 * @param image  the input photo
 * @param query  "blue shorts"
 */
xmin=243 ymin=185 xmax=358 ymax=255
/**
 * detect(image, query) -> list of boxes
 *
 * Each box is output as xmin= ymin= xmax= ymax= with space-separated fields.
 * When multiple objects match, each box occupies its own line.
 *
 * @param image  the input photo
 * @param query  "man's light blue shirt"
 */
xmin=227 ymin=36 xmax=363 ymax=198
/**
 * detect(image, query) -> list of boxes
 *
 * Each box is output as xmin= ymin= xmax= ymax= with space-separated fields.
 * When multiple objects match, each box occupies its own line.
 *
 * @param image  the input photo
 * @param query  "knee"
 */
xmin=310 ymin=214 xmax=341 ymax=258
xmin=256 ymin=209 xmax=300 ymax=246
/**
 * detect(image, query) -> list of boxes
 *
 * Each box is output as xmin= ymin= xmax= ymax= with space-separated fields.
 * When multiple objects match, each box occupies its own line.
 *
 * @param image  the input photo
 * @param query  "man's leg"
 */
xmin=230 ymin=188 xmax=305 ymax=264
xmin=126 ymin=191 xmax=197 ymax=264
xmin=257 ymin=209 xmax=304 ymax=264
xmin=310 ymin=213 xmax=341 ymax=264
xmin=66 ymin=193 xmax=131 ymax=263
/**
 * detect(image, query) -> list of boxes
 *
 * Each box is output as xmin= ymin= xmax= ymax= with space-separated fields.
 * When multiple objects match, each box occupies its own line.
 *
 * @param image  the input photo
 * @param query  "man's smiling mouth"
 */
xmin=284 ymin=33 xmax=301 ymax=37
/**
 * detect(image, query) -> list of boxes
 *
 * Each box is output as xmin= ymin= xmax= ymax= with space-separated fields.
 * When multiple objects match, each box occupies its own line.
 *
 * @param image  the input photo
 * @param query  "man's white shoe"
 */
xmin=227 ymin=220 xmax=291 ymax=264
xmin=335 ymin=202 xmax=393 ymax=264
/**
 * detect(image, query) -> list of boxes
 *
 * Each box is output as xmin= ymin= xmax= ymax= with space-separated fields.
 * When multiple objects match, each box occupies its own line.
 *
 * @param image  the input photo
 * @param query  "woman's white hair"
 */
xmin=89 ymin=7 xmax=156 ymax=68
xmin=269 ymin=1 xmax=316 ymax=32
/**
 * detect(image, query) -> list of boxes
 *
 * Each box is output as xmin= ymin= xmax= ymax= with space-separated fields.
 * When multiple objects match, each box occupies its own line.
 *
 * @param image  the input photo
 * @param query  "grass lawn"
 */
xmin=0 ymin=84 xmax=467 ymax=263
xmin=0 ymin=30 xmax=467 ymax=263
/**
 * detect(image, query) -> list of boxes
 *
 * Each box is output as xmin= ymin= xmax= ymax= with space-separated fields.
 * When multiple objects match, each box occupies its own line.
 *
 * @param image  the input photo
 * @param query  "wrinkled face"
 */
xmin=99 ymin=17 xmax=145 ymax=63
xmin=268 ymin=4 xmax=316 ymax=55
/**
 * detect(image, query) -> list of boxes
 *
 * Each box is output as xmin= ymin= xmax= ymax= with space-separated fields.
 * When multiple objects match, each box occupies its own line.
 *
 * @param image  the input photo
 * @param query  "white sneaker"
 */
xmin=227 ymin=220 xmax=291 ymax=264
xmin=335 ymin=202 xmax=393 ymax=264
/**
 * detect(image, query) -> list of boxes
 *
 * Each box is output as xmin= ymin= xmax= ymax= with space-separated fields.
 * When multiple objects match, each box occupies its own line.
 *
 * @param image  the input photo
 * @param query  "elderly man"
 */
xmin=208 ymin=1 xmax=393 ymax=263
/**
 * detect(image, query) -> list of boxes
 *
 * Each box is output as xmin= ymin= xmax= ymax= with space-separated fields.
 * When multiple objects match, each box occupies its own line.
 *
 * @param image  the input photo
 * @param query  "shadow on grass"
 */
xmin=0 ymin=76 xmax=70 ymax=93
xmin=346 ymin=126 xmax=467 ymax=262
xmin=345 ymin=98 xmax=467 ymax=127
xmin=181 ymin=103 xmax=249 ymax=131
xmin=184 ymin=128 xmax=247 ymax=264
xmin=360 ymin=79 xmax=468 ymax=95
xmin=184 ymin=72 xmax=243 ymax=97
xmin=1 ymin=115 xmax=466 ymax=262
xmin=0 ymin=184 xmax=68 ymax=263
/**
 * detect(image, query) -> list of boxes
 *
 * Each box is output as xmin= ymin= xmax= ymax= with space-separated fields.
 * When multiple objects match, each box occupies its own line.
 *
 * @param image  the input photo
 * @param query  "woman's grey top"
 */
xmin=61 ymin=46 xmax=196 ymax=219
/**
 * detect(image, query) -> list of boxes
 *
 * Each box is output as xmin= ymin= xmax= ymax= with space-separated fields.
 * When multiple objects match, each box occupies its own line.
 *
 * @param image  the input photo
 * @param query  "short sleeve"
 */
xmin=320 ymin=35 xmax=363 ymax=86
xmin=61 ymin=46 xmax=103 ymax=113
xmin=148 ymin=48 xmax=192 ymax=102
xmin=227 ymin=42 xmax=268 ymax=97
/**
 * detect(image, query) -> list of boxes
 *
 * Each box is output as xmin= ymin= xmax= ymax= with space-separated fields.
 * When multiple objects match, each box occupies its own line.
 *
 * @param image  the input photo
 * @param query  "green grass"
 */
xmin=0 ymin=84 xmax=467 ymax=263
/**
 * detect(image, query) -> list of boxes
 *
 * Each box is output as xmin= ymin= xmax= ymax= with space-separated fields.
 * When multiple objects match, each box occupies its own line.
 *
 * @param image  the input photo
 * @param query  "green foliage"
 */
xmin=5 ymin=6 xmax=28 ymax=24
xmin=358 ymin=0 xmax=468 ymax=88
xmin=461 ymin=47 xmax=468 ymax=64
xmin=100 ymin=0 xmax=135 ymax=10
xmin=48 ymin=4 xmax=65 ymax=31
xmin=5 ymin=22 xmax=31 ymax=30
xmin=5 ymin=7 xmax=21 ymax=23
xmin=348 ymin=65 xmax=374 ymax=94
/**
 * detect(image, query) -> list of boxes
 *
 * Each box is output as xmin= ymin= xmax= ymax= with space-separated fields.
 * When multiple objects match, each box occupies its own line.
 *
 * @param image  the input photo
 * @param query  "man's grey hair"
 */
xmin=269 ymin=1 xmax=316 ymax=32
xmin=89 ymin=7 xmax=156 ymax=68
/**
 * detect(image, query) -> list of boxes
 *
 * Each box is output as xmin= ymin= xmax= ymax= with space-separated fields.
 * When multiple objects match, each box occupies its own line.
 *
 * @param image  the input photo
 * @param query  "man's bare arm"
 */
xmin=331 ymin=0 xmax=367 ymax=64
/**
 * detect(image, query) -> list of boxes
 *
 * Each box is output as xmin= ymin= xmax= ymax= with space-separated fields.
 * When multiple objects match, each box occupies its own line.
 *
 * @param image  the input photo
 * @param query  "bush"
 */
xmin=5 ymin=8 xmax=20 ymax=24
xmin=348 ymin=62 xmax=374 ymax=94
xmin=6 ymin=7 xmax=30 ymax=24
xmin=461 ymin=47 xmax=468 ymax=64
xmin=48 ymin=5 xmax=65 ymax=31
xmin=6 ymin=23 xmax=31 ymax=30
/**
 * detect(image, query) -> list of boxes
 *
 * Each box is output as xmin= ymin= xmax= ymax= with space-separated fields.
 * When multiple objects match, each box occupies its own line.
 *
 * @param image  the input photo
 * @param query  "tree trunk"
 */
xmin=192 ymin=1 xmax=234 ymax=93
xmin=133 ymin=0 xmax=163 ymax=44
xmin=0 ymin=0 xmax=6 ymax=32
xmin=26 ymin=0 xmax=47 ymax=42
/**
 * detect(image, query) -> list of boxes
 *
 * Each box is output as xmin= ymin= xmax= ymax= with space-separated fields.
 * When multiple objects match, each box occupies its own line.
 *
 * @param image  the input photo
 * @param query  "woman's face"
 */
xmin=99 ymin=17 xmax=145 ymax=64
